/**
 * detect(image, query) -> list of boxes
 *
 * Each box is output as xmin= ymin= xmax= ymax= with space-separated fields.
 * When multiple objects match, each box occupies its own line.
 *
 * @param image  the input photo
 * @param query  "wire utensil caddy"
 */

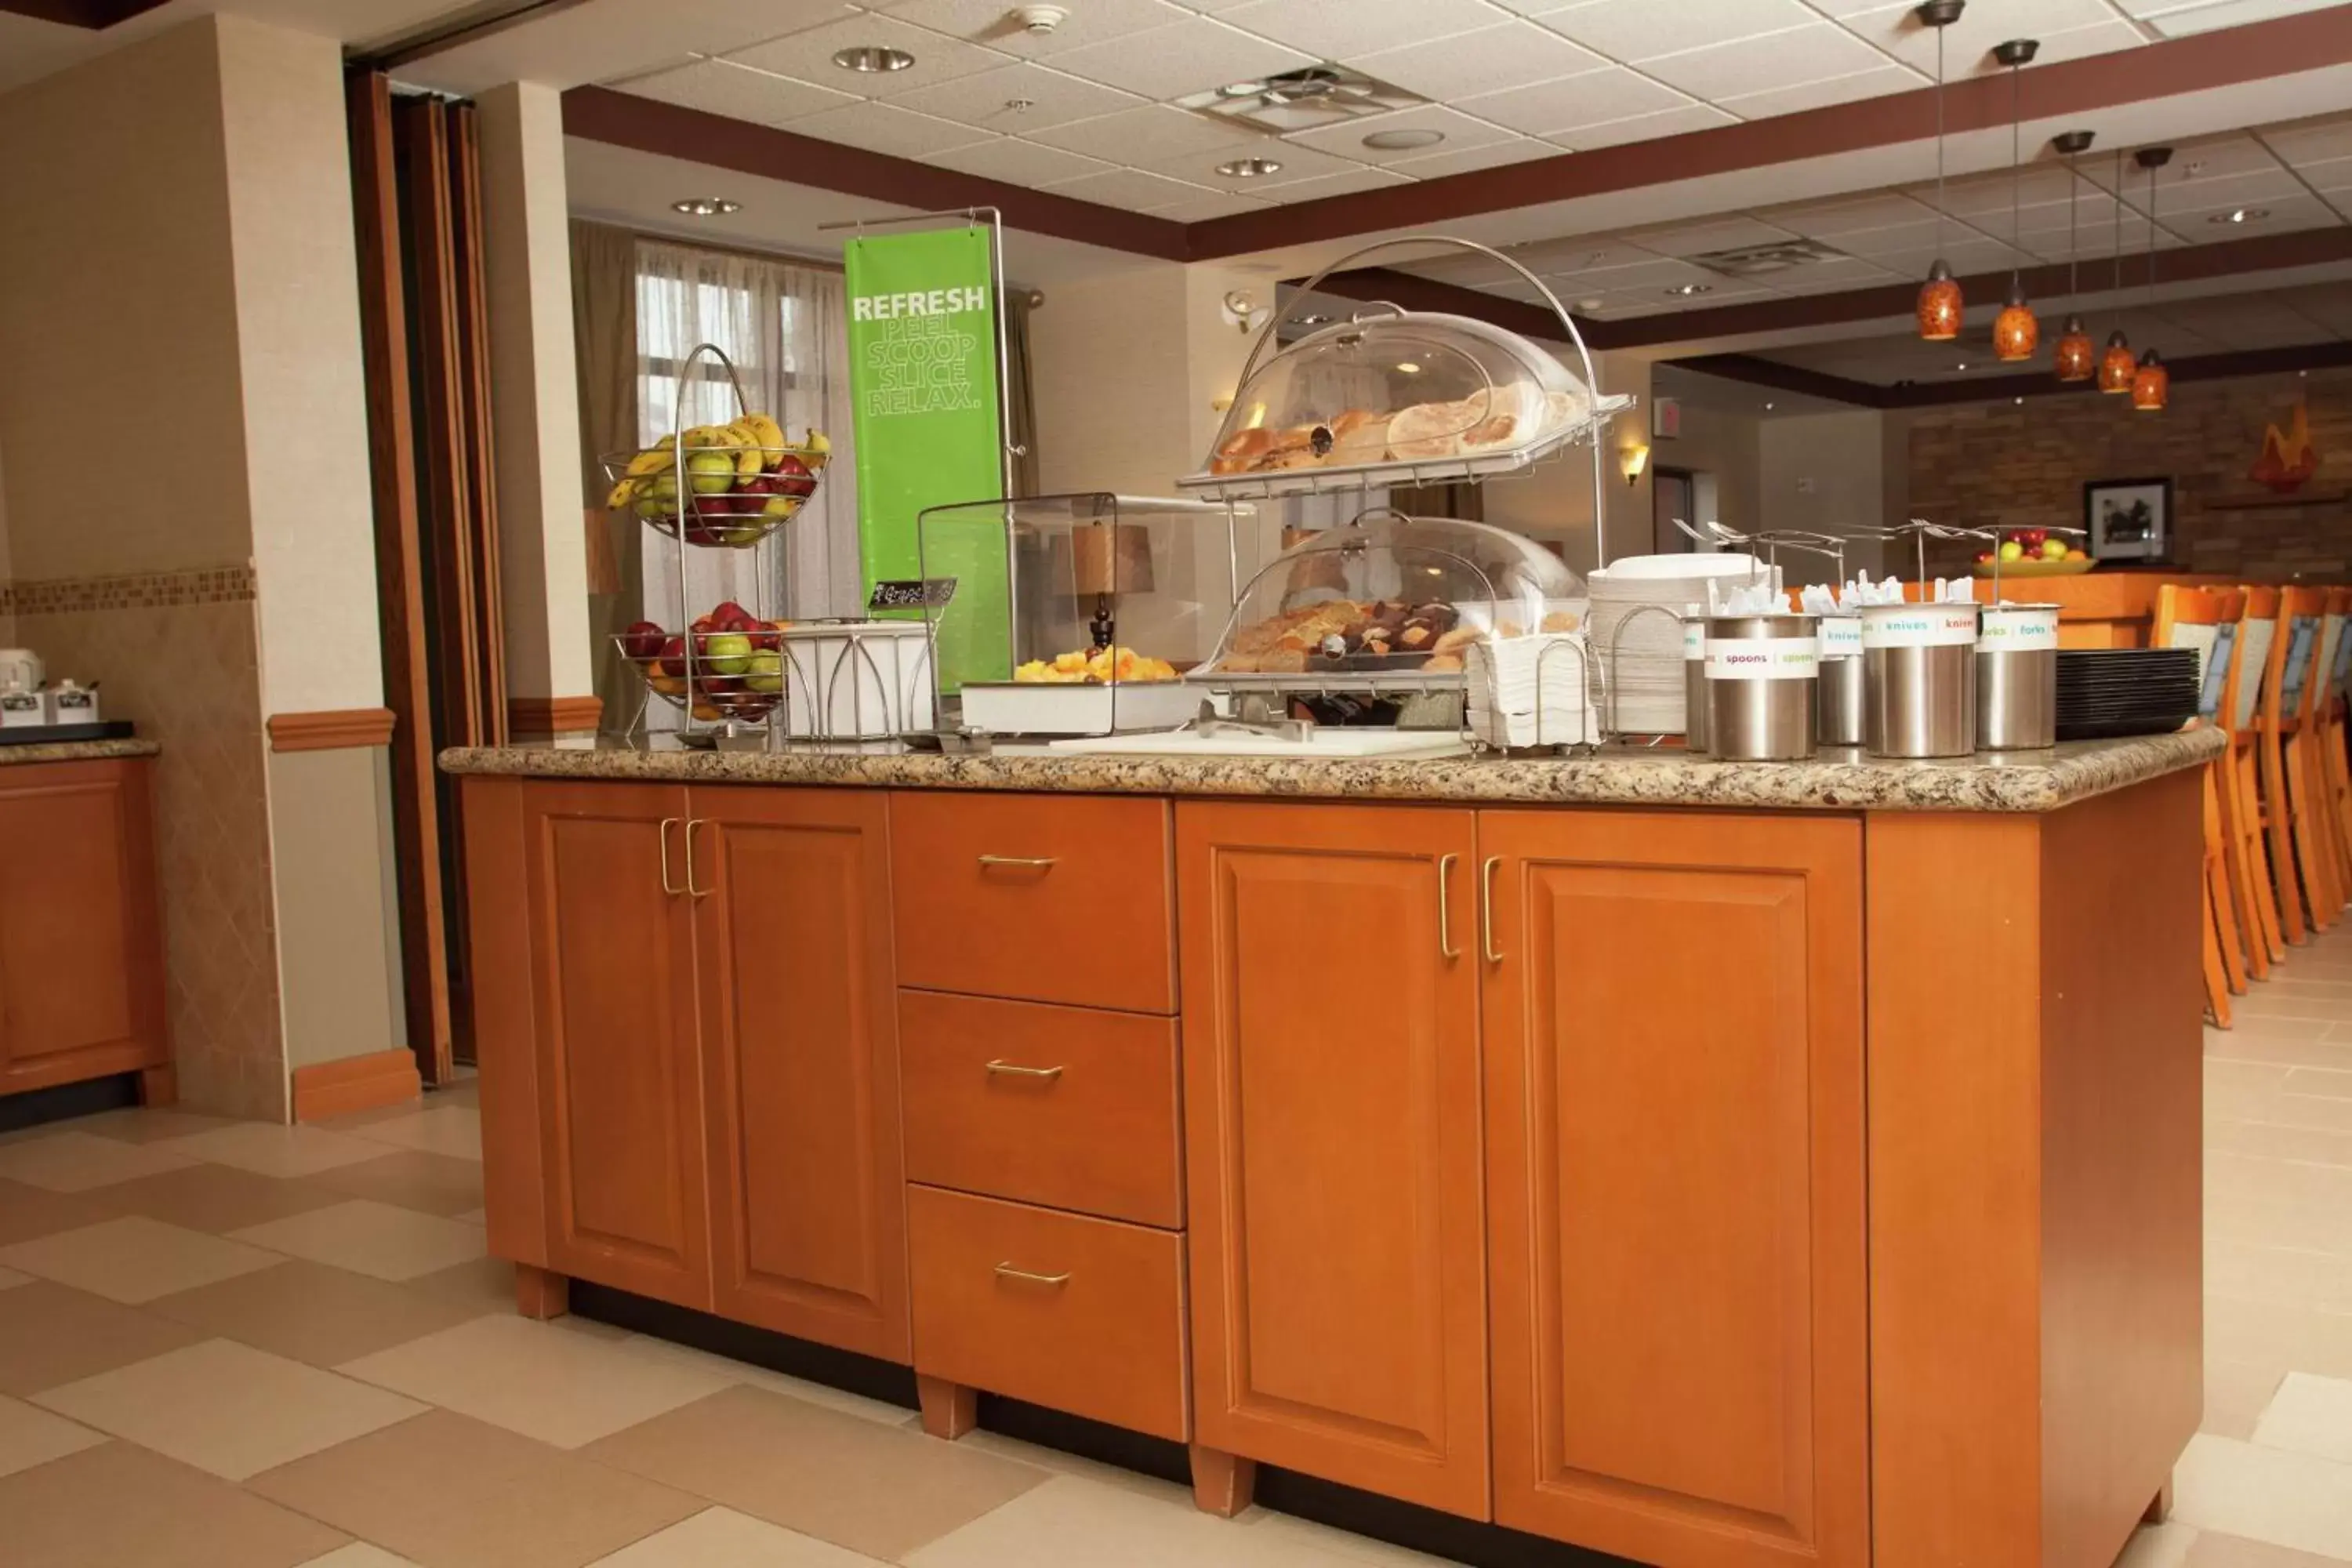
xmin=601 ymin=342 xmax=825 ymax=745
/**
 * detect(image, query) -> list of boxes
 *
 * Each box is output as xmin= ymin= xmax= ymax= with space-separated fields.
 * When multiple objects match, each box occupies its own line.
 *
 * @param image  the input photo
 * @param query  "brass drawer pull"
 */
xmin=684 ymin=818 xmax=709 ymax=898
xmin=994 ymin=1262 xmax=1072 ymax=1287
xmin=984 ymin=1059 xmax=1065 ymax=1081
xmin=1482 ymin=855 xmax=1503 ymax=964
xmin=659 ymin=818 xmax=684 ymax=896
xmin=976 ymin=854 xmax=1057 ymax=870
xmin=1437 ymin=852 xmax=1460 ymax=960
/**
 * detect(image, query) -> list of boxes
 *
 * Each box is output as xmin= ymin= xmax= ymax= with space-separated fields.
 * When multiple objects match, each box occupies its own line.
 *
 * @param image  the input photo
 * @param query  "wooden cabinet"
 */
xmin=1479 ymin=810 xmax=1868 ymax=1568
xmin=518 ymin=781 xmax=708 ymax=1308
xmin=1176 ymin=802 xmax=1490 ymax=1519
xmin=693 ymin=786 xmax=907 ymax=1362
xmin=0 ymin=758 xmax=168 ymax=1098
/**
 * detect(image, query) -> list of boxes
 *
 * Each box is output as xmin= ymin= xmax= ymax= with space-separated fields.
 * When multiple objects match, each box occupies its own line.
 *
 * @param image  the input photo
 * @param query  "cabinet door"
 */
xmin=521 ymin=781 xmax=708 ymax=1308
xmin=691 ymin=786 xmax=909 ymax=1363
xmin=0 ymin=760 xmax=166 ymax=1091
xmin=1178 ymin=802 xmax=1488 ymax=1519
xmin=1480 ymin=809 xmax=1866 ymax=1568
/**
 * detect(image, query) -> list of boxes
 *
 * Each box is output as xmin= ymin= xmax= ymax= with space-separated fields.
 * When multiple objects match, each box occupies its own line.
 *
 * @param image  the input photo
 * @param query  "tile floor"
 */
xmin=0 ymin=967 xmax=2348 ymax=1568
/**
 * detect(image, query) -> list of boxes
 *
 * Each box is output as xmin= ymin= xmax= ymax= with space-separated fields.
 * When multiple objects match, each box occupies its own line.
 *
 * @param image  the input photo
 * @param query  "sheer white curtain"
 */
xmin=633 ymin=239 xmax=862 ymax=634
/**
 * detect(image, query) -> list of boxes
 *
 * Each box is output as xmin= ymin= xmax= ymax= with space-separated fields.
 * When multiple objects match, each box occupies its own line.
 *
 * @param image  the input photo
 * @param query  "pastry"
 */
xmin=1425 ymin=652 xmax=1465 ymax=673
xmin=1387 ymin=400 xmax=1468 ymax=462
xmin=1210 ymin=426 xmax=1276 ymax=475
xmin=1541 ymin=609 xmax=1582 ymax=633
xmin=1432 ymin=626 xmax=1483 ymax=656
xmin=1330 ymin=408 xmax=1392 ymax=462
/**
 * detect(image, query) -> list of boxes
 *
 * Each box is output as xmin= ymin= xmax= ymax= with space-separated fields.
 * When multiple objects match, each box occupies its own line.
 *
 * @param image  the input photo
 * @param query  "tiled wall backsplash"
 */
xmin=0 ymin=563 xmax=256 ymax=618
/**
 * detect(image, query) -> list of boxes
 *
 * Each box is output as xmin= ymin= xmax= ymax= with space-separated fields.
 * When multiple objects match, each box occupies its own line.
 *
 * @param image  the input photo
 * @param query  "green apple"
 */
xmin=2041 ymin=538 xmax=2068 ymax=561
xmin=1998 ymin=540 xmax=2025 ymax=563
xmin=685 ymin=449 xmax=737 ymax=496
xmin=745 ymin=650 xmax=782 ymax=694
xmin=702 ymin=630 xmax=753 ymax=676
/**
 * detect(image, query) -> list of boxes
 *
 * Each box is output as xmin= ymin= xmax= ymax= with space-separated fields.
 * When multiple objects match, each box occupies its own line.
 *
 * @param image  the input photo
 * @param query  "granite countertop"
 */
xmin=440 ymin=728 xmax=2222 ymax=814
xmin=0 ymin=738 xmax=158 ymax=766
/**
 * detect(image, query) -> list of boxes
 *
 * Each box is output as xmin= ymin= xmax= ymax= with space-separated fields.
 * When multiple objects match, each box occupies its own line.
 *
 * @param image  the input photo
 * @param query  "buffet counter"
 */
xmin=441 ymin=733 xmax=2209 ymax=1568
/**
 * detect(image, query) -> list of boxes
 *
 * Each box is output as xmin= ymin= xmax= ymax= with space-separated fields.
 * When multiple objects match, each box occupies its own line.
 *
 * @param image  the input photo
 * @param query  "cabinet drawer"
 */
xmin=908 ymin=1185 xmax=1187 ymax=1442
xmin=902 ymin=992 xmax=1182 ymax=1229
xmin=890 ymin=793 xmax=1173 ymax=1013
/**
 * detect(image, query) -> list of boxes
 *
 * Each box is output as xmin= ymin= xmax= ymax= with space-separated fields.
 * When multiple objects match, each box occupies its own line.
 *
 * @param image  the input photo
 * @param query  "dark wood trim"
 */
xmin=1670 ymin=354 xmax=1885 ymax=409
xmin=0 ymin=0 xmax=170 ymax=27
xmin=266 ymin=708 xmax=398 ymax=753
xmin=507 ymin=695 xmax=604 ymax=735
xmin=1671 ymin=339 xmax=2352 ymax=412
xmin=291 ymin=1048 xmax=423 ymax=1123
xmin=449 ymin=101 xmax=510 ymax=747
xmin=561 ymin=86 xmax=1191 ymax=263
xmin=1189 ymin=8 xmax=2352 ymax=260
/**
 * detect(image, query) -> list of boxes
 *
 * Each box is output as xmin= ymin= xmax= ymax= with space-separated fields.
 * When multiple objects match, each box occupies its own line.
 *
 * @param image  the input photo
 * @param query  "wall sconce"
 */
xmin=1220 ymin=290 xmax=1256 ymax=335
xmin=1621 ymin=444 xmax=1650 ymax=487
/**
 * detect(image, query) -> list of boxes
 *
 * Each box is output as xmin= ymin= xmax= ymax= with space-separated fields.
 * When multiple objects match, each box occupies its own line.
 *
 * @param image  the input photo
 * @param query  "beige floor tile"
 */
xmin=230 ymin=1199 xmax=487 ymax=1282
xmin=2209 ymin=1120 xmax=2352 ymax=1172
xmin=339 ymin=1314 xmax=733 ymax=1449
xmin=71 ymin=1108 xmax=241 ymax=1145
xmin=456 ymin=1207 xmax=488 ymax=1225
xmin=297 ymin=1548 xmax=423 ymax=1568
xmin=2208 ymin=1244 xmax=2352 ymax=1315
xmin=146 ymin=1258 xmax=492 ymax=1367
xmin=902 ymin=1472 xmax=1374 ymax=1568
xmin=405 ymin=1253 xmax=517 ymax=1313
xmin=251 ymin=1407 xmax=701 ymax=1568
xmin=33 ymin=1337 xmax=424 ymax=1480
xmin=0 ymin=1440 xmax=349 ymax=1568
xmin=2209 ymin=1298 xmax=2352 ymax=1384
xmin=2288 ymin=1068 xmax=2352 ymax=1102
xmin=0 ymin=1178 xmax=117 ymax=1246
xmin=0 ymin=1279 xmax=205 ymax=1394
xmin=1251 ymin=1510 xmax=1465 ymax=1568
xmin=583 ymin=1385 xmax=1047 ymax=1560
xmin=2211 ymin=1358 xmax=2296 ymax=1441
xmin=587 ymin=1506 xmax=887 ymax=1566
xmin=0 ymin=1392 xmax=103 ymax=1479
xmin=0 ymin=1262 xmax=26 ymax=1288
xmin=0 ymin=1131 xmax=195 ymax=1192
xmin=2175 ymin=1433 xmax=2352 ymax=1559
xmin=0 ymin=1215 xmax=280 ymax=1304
xmin=614 ymin=1335 xmax=918 ymax=1428
xmin=2187 ymin=1530 xmax=2352 ymax=1564
xmin=160 ymin=1123 xmax=392 ymax=1178
xmin=311 ymin=1149 xmax=486 ymax=1218
xmin=2212 ymin=1031 xmax=2352 ymax=1068
xmin=314 ymin=1097 xmax=428 ymax=1132
xmin=2253 ymin=1373 xmax=2352 ymax=1467
xmin=100 ymin=1162 xmax=347 ymax=1233
xmin=343 ymin=1105 xmax=483 ymax=1160
xmin=953 ymin=1428 xmax=1197 ymax=1501
xmin=2116 ymin=1523 xmax=2201 ymax=1568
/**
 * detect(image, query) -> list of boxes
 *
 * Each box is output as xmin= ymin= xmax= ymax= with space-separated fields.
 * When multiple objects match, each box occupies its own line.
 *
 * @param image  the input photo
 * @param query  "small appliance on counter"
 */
xmin=0 ymin=668 xmax=131 ymax=745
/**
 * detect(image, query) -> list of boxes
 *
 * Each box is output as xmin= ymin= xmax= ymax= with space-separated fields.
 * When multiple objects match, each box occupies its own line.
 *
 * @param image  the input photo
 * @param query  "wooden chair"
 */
xmin=2259 ymin=586 xmax=2330 ymax=942
xmin=2321 ymin=586 xmax=2352 ymax=888
xmin=2294 ymin=590 xmax=2347 ymax=920
xmin=2223 ymin=586 xmax=2287 ymax=972
xmin=2156 ymin=585 xmax=2250 ymax=1023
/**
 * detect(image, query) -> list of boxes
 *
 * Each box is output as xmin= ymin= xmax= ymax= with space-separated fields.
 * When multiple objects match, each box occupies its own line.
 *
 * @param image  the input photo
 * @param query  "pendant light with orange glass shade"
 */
xmin=2051 ymin=129 xmax=2096 ymax=381
xmin=2097 ymin=147 xmax=2137 ymax=393
xmin=1991 ymin=38 xmax=2040 ymax=361
xmin=1915 ymin=0 xmax=1965 ymax=342
xmin=2132 ymin=146 xmax=2172 ymax=412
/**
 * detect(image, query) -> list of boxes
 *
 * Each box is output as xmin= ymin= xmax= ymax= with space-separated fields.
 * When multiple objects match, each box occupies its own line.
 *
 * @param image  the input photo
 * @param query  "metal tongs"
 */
xmin=1180 ymin=697 xmax=1313 ymax=743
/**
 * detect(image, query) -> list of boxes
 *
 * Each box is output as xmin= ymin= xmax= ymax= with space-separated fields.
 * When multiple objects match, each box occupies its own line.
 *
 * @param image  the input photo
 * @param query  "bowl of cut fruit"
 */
xmin=1970 ymin=529 xmax=2095 ymax=579
xmin=615 ymin=600 xmax=787 ymax=725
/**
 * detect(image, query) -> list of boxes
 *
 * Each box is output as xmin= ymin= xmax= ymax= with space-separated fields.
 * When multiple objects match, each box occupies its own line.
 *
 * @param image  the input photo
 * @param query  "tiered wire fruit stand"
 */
xmin=602 ymin=343 xmax=826 ymax=746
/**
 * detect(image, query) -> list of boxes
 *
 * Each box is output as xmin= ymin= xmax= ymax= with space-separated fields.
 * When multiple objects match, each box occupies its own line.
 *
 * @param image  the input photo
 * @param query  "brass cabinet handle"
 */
xmin=1481 ymin=855 xmax=1503 ymax=964
xmin=977 ymin=855 xmax=1058 ymax=871
xmin=994 ymin=1262 xmax=1072 ymax=1287
xmin=684 ymin=818 xmax=708 ymax=898
xmin=659 ymin=818 xmax=684 ymax=896
xmin=984 ymin=1059 xmax=1065 ymax=1081
xmin=1437 ymin=853 xmax=1461 ymax=961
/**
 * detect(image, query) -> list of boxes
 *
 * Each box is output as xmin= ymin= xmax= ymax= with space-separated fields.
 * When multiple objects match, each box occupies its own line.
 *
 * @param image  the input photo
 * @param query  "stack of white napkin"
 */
xmin=1468 ymin=631 xmax=1596 ymax=749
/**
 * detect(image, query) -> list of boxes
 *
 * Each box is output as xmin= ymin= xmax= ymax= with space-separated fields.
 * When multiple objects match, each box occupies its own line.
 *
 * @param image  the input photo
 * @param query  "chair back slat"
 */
xmin=2233 ymin=586 xmax=2281 ymax=733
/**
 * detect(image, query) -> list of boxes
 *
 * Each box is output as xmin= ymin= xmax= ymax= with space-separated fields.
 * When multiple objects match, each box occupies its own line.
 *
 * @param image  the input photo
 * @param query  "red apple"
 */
xmin=657 ymin=635 xmax=688 ymax=678
xmin=620 ymin=619 xmax=664 ymax=661
xmin=768 ymin=453 xmax=817 ymax=501
xmin=1974 ymin=550 xmax=1996 ymax=565
xmin=710 ymin=601 xmax=753 ymax=630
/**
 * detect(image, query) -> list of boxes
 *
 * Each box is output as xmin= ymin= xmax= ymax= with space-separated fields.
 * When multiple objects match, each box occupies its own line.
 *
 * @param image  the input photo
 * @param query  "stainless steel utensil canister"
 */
xmin=1976 ymin=602 xmax=2059 ymax=750
xmin=1817 ymin=613 xmax=1864 ymax=746
xmin=1704 ymin=613 xmax=1820 ymax=761
xmin=1862 ymin=601 xmax=1980 ymax=758
xmin=1682 ymin=614 xmax=1709 ymax=753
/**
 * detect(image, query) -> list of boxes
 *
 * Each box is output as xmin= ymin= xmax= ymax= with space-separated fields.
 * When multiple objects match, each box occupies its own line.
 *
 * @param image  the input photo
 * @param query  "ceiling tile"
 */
xmin=1626 ymin=216 xmax=1802 ymax=257
xmin=2260 ymin=117 xmax=2352 ymax=168
xmin=1833 ymin=0 xmax=2132 ymax=77
xmin=1046 ymin=167 xmax=1218 ymax=209
xmin=881 ymin=59 xmax=1145 ymax=131
xmin=1213 ymin=0 xmax=1504 ymax=58
xmin=2165 ymin=193 xmax=2348 ymax=236
xmin=1044 ymin=16 xmax=1313 ymax=100
xmin=1641 ymin=24 xmax=1891 ymax=104
xmin=1387 ymin=136 xmax=1563 ymax=180
xmin=2139 ymin=0 xmax=2349 ymax=38
xmin=1536 ymin=0 xmax=1820 ymax=63
xmin=1352 ymin=21 xmax=1610 ymax=103
xmin=1830 ymin=217 xmax=1958 ymax=256
xmin=1858 ymin=238 xmax=2045 ymax=275
xmin=1250 ymin=166 xmax=1417 ymax=205
xmin=2082 ymin=135 xmax=2281 ymax=189
xmin=1142 ymin=136 xmax=1366 ymax=190
xmin=1460 ymin=66 xmax=1693 ymax=136
xmin=2147 ymin=166 xmax=2315 ymax=214
xmin=1764 ymin=192 xmax=1941 ymax=235
xmin=1539 ymin=255 xmax=1730 ymax=291
xmin=612 ymin=58 xmax=861 ymax=128
xmin=1023 ymin=103 xmax=1269 ymax=160
xmin=1144 ymin=189 xmax=1273 ymax=220
xmin=1556 ymin=103 xmax=1737 ymax=151
xmin=1759 ymin=257 xmax=1904 ymax=294
xmin=1286 ymin=105 xmax=1518 ymax=165
xmin=724 ymin=13 xmax=1013 ymax=96
xmin=922 ymin=136 xmax=1112 ymax=187
xmin=779 ymin=100 xmax=997 ymax=158
xmin=1713 ymin=62 xmax=1924 ymax=122
xmin=2303 ymin=158 xmax=2352 ymax=194
xmin=1928 ymin=167 xmax=2096 ymax=220
xmin=873 ymin=0 xmax=1195 ymax=59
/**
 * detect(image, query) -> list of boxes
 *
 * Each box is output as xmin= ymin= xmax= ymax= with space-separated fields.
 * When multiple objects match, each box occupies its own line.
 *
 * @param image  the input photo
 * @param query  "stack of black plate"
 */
xmin=2056 ymin=648 xmax=2202 ymax=740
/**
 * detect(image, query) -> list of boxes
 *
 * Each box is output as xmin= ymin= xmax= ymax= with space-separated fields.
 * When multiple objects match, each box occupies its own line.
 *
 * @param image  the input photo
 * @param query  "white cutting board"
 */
xmin=1047 ymin=728 xmax=1472 ymax=760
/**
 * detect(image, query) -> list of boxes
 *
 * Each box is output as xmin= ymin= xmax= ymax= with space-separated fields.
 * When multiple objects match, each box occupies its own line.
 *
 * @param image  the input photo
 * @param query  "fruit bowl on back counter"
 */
xmin=1971 ymin=528 xmax=2093 ymax=578
xmin=1969 ymin=557 xmax=2097 ymax=579
xmin=602 ymin=417 xmax=829 ymax=550
xmin=614 ymin=601 xmax=786 ymax=727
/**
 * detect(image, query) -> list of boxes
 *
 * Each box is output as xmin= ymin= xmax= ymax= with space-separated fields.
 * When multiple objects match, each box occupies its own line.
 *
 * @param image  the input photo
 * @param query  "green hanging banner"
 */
xmin=844 ymin=225 xmax=1007 ymax=688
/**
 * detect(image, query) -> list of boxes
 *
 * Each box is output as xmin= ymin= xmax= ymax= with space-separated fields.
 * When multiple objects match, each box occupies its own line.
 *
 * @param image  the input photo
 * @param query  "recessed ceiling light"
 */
xmin=1396 ymin=361 xmax=1421 ymax=373
xmin=833 ymin=45 xmax=914 ymax=73
xmin=1955 ymin=361 xmax=1969 ymax=370
xmin=1217 ymin=80 xmax=1267 ymax=99
xmin=1663 ymin=283 xmax=1711 ymax=296
xmin=2014 ymin=396 xmax=2025 ymax=405
xmin=1363 ymin=127 xmax=1445 ymax=151
xmin=1217 ymin=157 xmax=1282 ymax=179
xmin=1295 ymin=313 xmax=1330 ymax=326
xmin=1004 ymin=97 xmax=1036 ymax=112
xmin=1576 ymin=297 xmax=1603 ymax=310
xmin=1763 ymin=401 xmax=1776 ymax=410
xmin=2209 ymin=207 xmax=2269 ymax=224
xmin=672 ymin=197 xmax=741 ymax=217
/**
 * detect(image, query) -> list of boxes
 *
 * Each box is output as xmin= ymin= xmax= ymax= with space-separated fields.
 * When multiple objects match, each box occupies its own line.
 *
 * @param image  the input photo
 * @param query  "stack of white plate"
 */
xmin=1588 ymin=554 xmax=1768 ymax=735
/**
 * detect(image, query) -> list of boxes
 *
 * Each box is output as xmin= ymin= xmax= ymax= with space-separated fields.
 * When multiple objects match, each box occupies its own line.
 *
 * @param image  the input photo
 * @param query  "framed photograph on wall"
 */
xmin=2085 ymin=477 xmax=2172 ymax=561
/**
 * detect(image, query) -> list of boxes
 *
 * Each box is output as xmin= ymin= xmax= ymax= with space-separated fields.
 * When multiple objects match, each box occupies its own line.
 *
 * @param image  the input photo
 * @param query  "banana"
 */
xmin=797 ymin=427 xmax=832 ymax=470
xmin=604 ymin=475 xmax=640 ymax=510
xmin=724 ymin=420 xmax=764 ymax=478
xmin=622 ymin=446 xmax=673 ymax=479
xmin=680 ymin=426 xmax=729 ymax=449
xmin=741 ymin=412 xmax=788 ymax=464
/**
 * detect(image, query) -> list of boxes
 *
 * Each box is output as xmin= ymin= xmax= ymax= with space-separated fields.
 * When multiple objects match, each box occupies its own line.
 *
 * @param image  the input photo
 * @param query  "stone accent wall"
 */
xmin=1908 ymin=366 xmax=2352 ymax=577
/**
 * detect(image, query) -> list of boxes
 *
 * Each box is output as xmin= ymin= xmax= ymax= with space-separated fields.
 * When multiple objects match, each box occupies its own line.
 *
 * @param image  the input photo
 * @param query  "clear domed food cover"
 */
xmin=1185 ymin=307 xmax=1598 ymax=494
xmin=1193 ymin=513 xmax=1586 ymax=687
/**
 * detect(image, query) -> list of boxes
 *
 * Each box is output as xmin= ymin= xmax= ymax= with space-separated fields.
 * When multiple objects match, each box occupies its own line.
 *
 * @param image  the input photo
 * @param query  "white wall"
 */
xmin=1759 ymin=408 xmax=1891 ymax=585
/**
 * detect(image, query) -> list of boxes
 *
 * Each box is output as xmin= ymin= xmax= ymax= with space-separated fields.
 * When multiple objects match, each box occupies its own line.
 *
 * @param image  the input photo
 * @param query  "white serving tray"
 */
xmin=1047 ymin=728 xmax=1472 ymax=760
xmin=958 ymin=679 xmax=1199 ymax=737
